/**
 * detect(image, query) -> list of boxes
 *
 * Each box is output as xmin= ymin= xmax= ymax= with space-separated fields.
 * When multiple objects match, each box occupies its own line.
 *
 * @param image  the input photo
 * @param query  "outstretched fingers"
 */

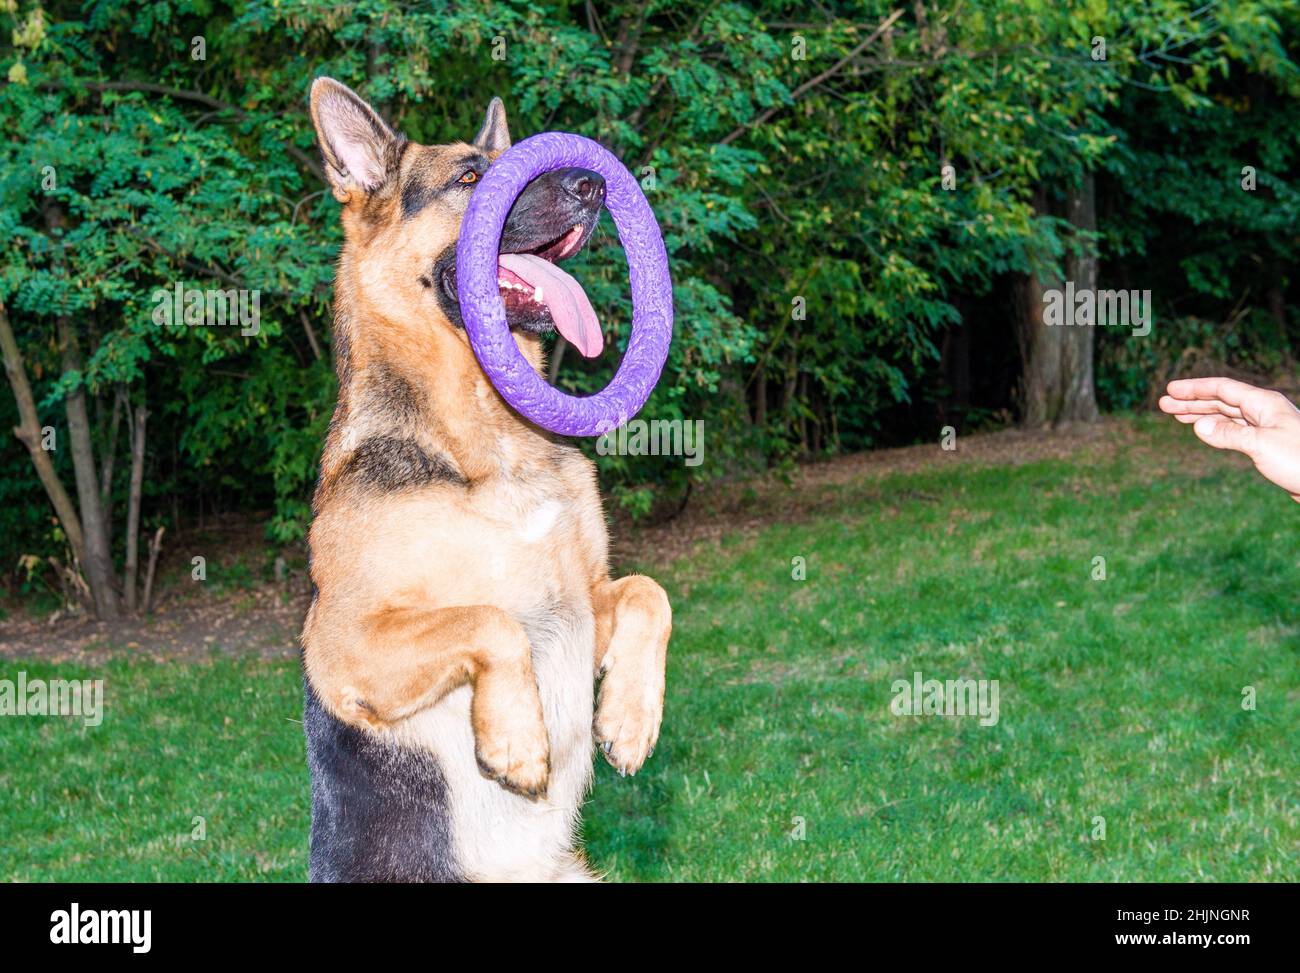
xmin=1160 ymin=377 xmax=1284 ymax=426
xmin=1165 ymin=376 xmax=1256 ymax=406
xmin=1159 ymin=396 xmax=1244 ymax=420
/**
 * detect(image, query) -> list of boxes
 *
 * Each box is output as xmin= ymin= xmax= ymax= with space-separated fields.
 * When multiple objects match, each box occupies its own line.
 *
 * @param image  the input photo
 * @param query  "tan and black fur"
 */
xmin=301 ymin=78 xmax=671 ymax=882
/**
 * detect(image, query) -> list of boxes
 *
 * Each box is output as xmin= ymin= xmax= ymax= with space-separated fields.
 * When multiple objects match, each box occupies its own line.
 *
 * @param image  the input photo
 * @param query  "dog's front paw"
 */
xmin=593 ymin=663 xmax=663 ymax=777
xmin=473 ymin=699 xmax=551 ymax=799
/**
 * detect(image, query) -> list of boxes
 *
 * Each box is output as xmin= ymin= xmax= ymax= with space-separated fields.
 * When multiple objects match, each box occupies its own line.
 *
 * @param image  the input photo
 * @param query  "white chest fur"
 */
xmin=394 ymin=594 xmax=596 ymax=881
xmin=519 ymin=499 xmax=563 ymax=543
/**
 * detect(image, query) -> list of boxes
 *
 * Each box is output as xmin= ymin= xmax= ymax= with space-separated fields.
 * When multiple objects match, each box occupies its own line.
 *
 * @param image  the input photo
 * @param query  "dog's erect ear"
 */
xmin=473 ymin=97 xmax=511 ymax=154
xmin=310 ymin=77 xmax=403 ymax=203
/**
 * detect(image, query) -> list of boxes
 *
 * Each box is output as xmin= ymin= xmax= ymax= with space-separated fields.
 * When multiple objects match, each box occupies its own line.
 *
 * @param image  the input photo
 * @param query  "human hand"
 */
xmin=1159 ymin=377 xmax=1300 ymax=502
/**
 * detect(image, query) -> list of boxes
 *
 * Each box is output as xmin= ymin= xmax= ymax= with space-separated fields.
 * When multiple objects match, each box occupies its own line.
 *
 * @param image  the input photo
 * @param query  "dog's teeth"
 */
xmin=533 ymin=285 xmax=543 ymax=303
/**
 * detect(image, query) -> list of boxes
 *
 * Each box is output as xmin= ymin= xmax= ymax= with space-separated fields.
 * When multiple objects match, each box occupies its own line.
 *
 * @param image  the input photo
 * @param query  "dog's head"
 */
xmin=309 ymin=77 xmax=605 ymax=358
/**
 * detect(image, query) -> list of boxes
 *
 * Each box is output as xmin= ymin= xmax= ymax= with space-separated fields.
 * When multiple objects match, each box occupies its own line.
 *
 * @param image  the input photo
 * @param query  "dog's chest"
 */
xmin=478 ymin=476 xmax=595 ymax=596
xmin=518 ymin=498 xmax=564 ymax=543
xmin=395 ymin=484 xmax=599 ymax=880
xmin=497 ymin=492 xmax=594 ymax=734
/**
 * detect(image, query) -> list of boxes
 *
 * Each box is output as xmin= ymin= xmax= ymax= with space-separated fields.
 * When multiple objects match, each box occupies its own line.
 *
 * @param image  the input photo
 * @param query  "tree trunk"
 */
xmin=57 ymin=313 xmax=119 ymax=618
xmin=809 ymin=385 xmax=822 ymax=455
xmin=1267 ymin=284 xmax=1286 ymax=333
xmin=142 ymin=525 xmax=165 ymax=616
xmin=1267 ymin=279 xmax=1289 ymax=363
xmin=547 ymin=337 xmax=567 ymax=385
xmin=797 ymin=371 xmax=809 ymax=453
xmin=124 ymin=399 xmax=147 ymax=612
xmin=1015 ymin=250 xmax=1062 ymax=427
xmin=780 ymin=352 xmax=797 ymax=435
xmin=45 ymin=199 xmax=119 ymax=618
xmin=1061 ymin=173 xmax=1101 ymax=423
xmin=0 ymin=299 xmax=87 ymax=564
xmin=1015 ymin=182 xmax=1100 ymax=427
xmin=939 ymin=301 xmax=971 ymax=433
xmin=99 ymin=386 xmax=123 ymax=539
xmin=298 ymin=309 xmax=324 ymax=362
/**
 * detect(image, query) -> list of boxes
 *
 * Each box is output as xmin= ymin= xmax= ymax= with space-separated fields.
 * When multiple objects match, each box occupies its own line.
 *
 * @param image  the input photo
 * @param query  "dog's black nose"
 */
xmin=561 ymin=168 xmax=605 ymax=205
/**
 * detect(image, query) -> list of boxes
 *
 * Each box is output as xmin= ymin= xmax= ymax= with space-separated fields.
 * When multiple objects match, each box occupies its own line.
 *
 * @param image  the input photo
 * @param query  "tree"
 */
xmin=0 ymin=0 xmax=1295 ymax=610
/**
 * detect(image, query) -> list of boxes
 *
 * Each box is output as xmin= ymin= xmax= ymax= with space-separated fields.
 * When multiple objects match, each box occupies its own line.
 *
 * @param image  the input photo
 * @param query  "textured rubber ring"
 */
xmin=456 ymin=132 xmax=673 ymax=437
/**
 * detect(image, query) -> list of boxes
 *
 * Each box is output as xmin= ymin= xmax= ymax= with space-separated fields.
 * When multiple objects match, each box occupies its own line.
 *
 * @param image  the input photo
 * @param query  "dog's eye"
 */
xmin=458 ymin=170 xmax=479 ymax=185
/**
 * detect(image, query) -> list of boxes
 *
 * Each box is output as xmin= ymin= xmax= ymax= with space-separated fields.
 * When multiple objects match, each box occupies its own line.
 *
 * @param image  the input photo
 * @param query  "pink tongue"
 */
xmin=497 ymin=253 xmax=604 ymax=358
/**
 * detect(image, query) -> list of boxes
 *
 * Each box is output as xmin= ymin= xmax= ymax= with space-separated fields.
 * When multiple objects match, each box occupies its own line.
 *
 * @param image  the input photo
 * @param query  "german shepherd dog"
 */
xmin=300 ymin=78 xmax=671 ymax=882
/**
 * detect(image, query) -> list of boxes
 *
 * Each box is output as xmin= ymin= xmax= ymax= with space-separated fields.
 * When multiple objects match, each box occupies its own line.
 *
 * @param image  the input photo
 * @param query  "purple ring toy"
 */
xmin=456 ymin=132 xmax=673 ymax=437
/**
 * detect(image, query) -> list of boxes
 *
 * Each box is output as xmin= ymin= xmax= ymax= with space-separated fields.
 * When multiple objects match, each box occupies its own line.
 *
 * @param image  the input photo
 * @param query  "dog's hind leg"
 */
xmin=309 ymin=604 xmax=551 ymax=797
xmin=591 ymin=574 xmax=671 ymax=777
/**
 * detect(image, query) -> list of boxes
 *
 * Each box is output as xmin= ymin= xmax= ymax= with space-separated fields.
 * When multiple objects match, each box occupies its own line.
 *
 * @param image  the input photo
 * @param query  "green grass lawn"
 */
xmin=2 ymin=417 xmax=1297 ymax=881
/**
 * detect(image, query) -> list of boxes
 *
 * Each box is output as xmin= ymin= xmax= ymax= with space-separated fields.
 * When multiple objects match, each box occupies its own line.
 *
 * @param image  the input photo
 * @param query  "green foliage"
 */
xmin=1098 ymin=310 xmax=1293 ymax=411
xmin=0 ymin=0 xmax=1296 ymax=568
xmin=1094 ymin=3 xmax=1300 ymax=408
